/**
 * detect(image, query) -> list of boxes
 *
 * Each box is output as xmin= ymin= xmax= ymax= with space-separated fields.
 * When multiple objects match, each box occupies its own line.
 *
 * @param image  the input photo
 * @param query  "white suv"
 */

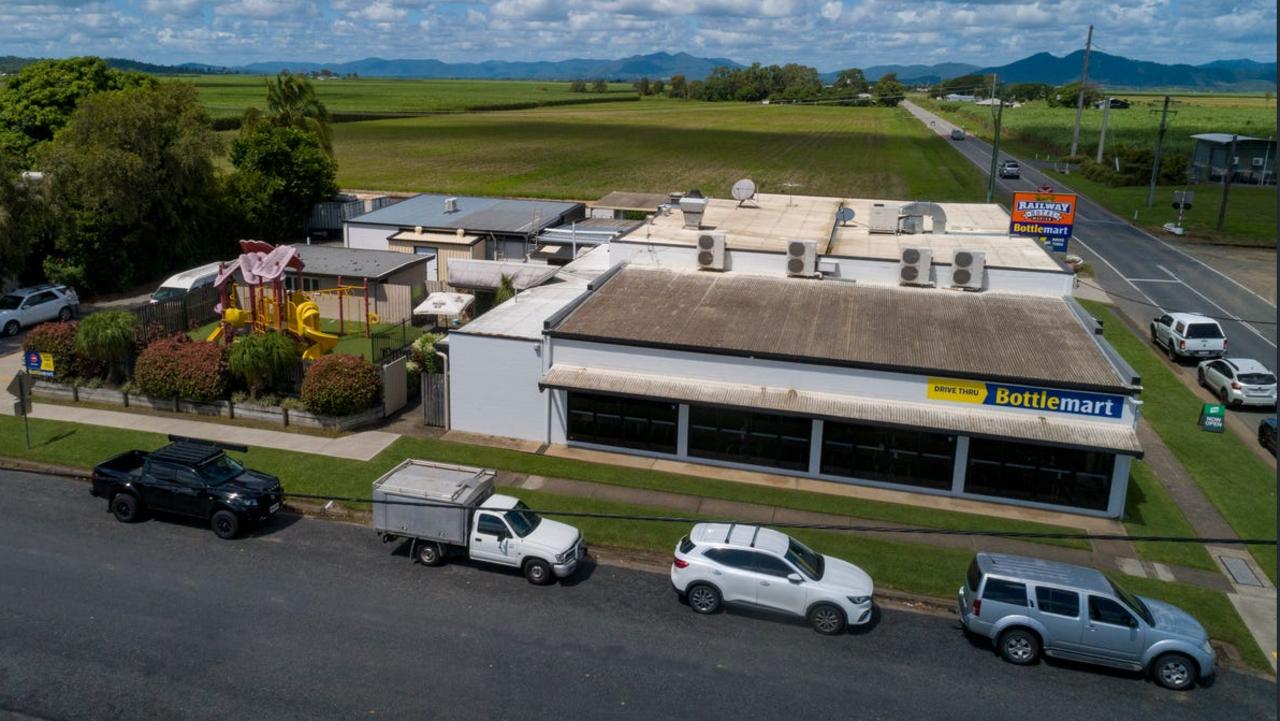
xmin=1150 ymin=312 xmax=1227 ymax=361
xmin=1198 ymin=358 xmax=1277 ymax=408
xmin=670 ymin=522 xmax=874 ymax=635
xmin=0 ymin=284 xmax=79 ymax=336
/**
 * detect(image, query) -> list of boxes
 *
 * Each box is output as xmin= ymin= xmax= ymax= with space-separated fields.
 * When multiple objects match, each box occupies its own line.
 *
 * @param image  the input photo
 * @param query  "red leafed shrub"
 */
xmin=133 ymin=336 xmax=228 ymax=402
xmin=21 ymin=321 xmax=102 ymax=380
xmin=301 ymin=354 xmax=381 ymax=416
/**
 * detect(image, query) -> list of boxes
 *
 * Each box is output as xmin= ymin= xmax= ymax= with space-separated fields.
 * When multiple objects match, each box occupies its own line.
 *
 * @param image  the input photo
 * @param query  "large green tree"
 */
xmin=228 ymin=125 xmax=337 ymax=243
xmin=833 ymin=68 xmax=869 ymax=94
xmin=38 ymin=82 xmax=227 ymax=293
xmin=0 ymin=152 xmax=57 ymax=284
xmin=0 ymin=57 xmax=154 ymax=164
xmin=242 ymin=71 xmax=333 ymax=156
xmin=872 ymin=73 xmax=905 ymax=107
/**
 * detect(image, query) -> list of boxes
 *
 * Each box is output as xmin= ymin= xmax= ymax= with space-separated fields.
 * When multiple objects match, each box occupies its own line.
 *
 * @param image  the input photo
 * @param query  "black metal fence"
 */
xmin=132 ymin=284 xmax=222 ymax=341
xmin=370 ymin=319 xmax=417 ymax=363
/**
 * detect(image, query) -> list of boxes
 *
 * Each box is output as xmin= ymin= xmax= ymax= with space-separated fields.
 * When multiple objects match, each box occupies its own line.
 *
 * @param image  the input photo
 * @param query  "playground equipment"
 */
xmin=206 ymin=241 xmax=374 ymax=361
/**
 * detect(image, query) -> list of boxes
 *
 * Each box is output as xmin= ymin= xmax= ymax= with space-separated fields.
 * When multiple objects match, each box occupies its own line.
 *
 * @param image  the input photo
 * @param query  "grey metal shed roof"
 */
xmin=347 ymin=193 xmax=582 ymax=234
xmin=446 ymin=259 xmax=561 ymax=291
xmin=540 ymin=365 xmax=1142 ymax=455
xmin=549 ymin=266 xmax=1133 ymax=393
xmin=289 ymin=244 xmax=426 ymax=280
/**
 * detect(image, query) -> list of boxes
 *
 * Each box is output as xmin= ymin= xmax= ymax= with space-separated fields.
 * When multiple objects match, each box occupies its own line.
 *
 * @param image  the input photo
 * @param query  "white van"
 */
xmin=150 ymin=262 xmax=223 ymax=304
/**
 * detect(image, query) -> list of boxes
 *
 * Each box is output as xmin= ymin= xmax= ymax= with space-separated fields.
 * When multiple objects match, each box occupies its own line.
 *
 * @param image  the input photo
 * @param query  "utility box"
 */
xmin=372 ymin=459 xmax=495 ymax=545
xmin=869 ymin=203 xmax=900 ymax=234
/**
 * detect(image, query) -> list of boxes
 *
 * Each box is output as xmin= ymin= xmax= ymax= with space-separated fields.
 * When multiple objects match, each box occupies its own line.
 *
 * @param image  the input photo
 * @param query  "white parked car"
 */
xmin=1198 ymin=358 xmax=1277 ymax=408
xmin=1150 ymin=312 xmax=1227 ymax=360
xmin=150 ymin=262 xmax=223 ymax=304
xmin=0 ymin=284 xmax=79 ymax=336
xmin=670 ymin=522 xmax=874 ymax=635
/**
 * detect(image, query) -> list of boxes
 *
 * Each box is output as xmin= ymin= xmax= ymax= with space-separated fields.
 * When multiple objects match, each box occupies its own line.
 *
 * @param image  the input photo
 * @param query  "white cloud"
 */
xmin=819 ymin=0 xmax=839 ymax=19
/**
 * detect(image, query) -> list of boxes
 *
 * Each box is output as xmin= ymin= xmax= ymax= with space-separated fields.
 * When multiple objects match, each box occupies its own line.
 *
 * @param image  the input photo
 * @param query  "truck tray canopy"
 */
xmin=372 ymin=460 xmax=497 ymax=545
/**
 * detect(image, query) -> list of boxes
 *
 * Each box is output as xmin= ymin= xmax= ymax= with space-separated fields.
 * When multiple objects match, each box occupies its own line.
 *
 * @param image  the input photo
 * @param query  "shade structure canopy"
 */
xmin=414 ymin=292 xmax=475 ymax=317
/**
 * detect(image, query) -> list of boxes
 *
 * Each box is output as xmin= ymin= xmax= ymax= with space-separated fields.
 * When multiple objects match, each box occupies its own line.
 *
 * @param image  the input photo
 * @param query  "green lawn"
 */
xmin=1044 ymin=170 xmax=1275 ymax=247
xmin=330 ymin=101 xmax=988 ymax=201
xmin=1123 ymin=462 xmax=1217 ymax=572
xmin=1080 ymin=300 xmax=1277 ymax=580
xmin=177 ymin=75 xmax=639 ymax=119
xmin=1 ymin=414 xmax=1264 ymax=669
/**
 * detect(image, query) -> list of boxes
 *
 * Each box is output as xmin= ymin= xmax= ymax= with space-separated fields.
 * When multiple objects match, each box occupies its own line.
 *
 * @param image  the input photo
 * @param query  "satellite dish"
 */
xmin=731 ymin=178 xmax=757 ymax=206
xmin=837 ymin=207 xmax=855 ymax=225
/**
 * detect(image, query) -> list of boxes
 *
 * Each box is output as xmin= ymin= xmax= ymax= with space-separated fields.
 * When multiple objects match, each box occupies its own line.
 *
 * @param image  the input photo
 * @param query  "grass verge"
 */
xmin=1079 ymin=299 xmax=1277 ymax=581
xmin=1123 ymin=463 xmax=1218 ymax=571
xmin=0 ymin=414 xmax=1090 ymax=549
xmin=2 ymin=415 xmax=1267 ymax=670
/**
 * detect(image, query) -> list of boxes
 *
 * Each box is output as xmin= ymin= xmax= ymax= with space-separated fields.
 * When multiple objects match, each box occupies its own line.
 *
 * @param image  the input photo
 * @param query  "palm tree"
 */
xmin=242 ymin=72 xmax=333 ymax=157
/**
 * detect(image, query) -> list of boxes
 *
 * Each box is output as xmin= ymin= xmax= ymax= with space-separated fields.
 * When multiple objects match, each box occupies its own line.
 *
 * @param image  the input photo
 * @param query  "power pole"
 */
xmin=1216 ymin=134 xmax=1239 ymax=231
xmin=1146 ymin=95 xmax=1175 ymax=207
xmin=1096 ymin=97 xmax=1111 ymax=163
xmin=986 ymin=85 xmax=1004 ymax=203
xmin=1069 ymin=24 xmax=1094 ymax=156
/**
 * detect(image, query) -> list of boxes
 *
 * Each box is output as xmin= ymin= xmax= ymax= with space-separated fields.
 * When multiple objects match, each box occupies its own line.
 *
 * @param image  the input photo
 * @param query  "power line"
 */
xmin=1075 ymin=279 xmax=1277 ymax=325
xmin=5 ymin=466 xmax=1275 ymax=546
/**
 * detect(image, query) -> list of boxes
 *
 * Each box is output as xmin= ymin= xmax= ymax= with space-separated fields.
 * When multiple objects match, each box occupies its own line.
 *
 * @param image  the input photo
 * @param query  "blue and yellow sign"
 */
xmin=1010 ymin=191 xmax=1077 ymax=253
xmin=24 ymin=350 xmax=54 ymax=377
xmin=927 ymin=377 xmax=1123 ymax=419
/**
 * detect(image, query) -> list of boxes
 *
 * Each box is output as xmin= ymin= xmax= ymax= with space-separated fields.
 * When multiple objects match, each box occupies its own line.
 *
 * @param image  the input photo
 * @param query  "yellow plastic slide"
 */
xmin=294 ymin=299 xmax=339 ymax=361
xmin=206 ymin=324 xmax=224 ymax=343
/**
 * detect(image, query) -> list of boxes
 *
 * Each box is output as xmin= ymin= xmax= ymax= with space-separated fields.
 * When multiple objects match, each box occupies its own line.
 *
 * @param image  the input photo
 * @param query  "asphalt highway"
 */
xmin=1 ymin=470 xmax=1274 ymax=721
xmin=903 ymin=101 xmax=1277 ymax=433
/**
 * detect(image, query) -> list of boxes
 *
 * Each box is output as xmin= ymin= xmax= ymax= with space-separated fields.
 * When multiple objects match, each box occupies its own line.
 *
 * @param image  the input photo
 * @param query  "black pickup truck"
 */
xmin=92 ymin=435 xmax=284 ymax=539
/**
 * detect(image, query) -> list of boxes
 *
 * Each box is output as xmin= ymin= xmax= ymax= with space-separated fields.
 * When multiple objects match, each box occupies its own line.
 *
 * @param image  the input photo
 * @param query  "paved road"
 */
xmin=903 ymin=101 xmax=1277 ymax=433
xmin=1 ymin=471 xmax=1274 ymax=721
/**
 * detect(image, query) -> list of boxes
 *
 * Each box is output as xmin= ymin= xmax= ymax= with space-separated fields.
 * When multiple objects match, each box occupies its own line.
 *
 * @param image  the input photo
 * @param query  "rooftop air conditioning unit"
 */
xmin=899 ymin=246 xmax=933 ymax=286
xmin=444 ymin=197 xmax=458 ymax=213
xmin=696 ymin=233 xmax=726 ymax=271
xmin=900 ymin=215 xmax=924 ymax=234
xmin=414 ymin=225 xmax=424 ymax=235
xmin=680 ymin=195 xmax=708 ymax=229
xmin=869 ymin=203 xmax=900 ymax=234
xmin=786 ymin=240 xmax=818 ymax=277
xmin=950 ymin=249 xmax=986 ymax=290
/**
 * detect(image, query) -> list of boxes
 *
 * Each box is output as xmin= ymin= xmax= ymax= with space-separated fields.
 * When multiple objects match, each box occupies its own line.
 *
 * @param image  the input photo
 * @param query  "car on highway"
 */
xmin=91 ymin=435 xmax=284 ymax=539
xmin=998 ymin=161 xmax=1021 ymax=178
xmin=670 ymin=522 xmax=874 ymax=635
xmin=1197 ymin=358 xmax=1277 ymax=408
xmin=950 ymin=128 xmax=965 ymax=140
xmin=957 ymin=553 xmax=1215 ymax=691
xmin=1150 ymin=312 xmax=1227 ymax=361
xmin=1259 ymin=417 xmax=1277 ymax=455
xmin=0 ymin=283 xmax=79 ymax=336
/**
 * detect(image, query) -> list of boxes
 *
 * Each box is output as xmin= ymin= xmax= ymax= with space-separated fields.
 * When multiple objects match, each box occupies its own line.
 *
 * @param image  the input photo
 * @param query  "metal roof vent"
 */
xmin=444 ymin=197 xmax=458 ymax=213
xmin=679 ymin=195 xmax=708 ymax=230
xmin=414 ymin=225 xmax=424 ymax=235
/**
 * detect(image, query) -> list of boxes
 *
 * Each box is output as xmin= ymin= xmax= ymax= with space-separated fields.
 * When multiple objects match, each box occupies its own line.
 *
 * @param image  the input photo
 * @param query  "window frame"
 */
xmin=1034 ymin=585 xmax=1080 ymax=618
xmin=751 ymin=552 xmax=798 ymax=578
xmin=820 ymin=420 xmax=956 ymax=490
xmin=981 ymin=577 xmax=1029 ymax=607
xmin=565 ymin=391 xmax=679 ymax=455
xmin=475 ymin=513 xmax=510 ymax=538
xmin=1088 ymin=595 xmax=1137 ymax=628
xmin=687 ymin=405 xmax=812 ymax=471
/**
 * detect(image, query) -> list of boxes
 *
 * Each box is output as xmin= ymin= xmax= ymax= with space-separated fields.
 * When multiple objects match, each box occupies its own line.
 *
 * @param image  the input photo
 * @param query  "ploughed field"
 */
xmin=329 ymin=100 xmax=989 ymax=201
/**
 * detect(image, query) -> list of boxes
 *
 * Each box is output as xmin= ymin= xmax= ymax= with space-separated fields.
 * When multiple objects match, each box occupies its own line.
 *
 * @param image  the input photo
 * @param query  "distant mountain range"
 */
xmin=883 ymin=52 xmax=1276 ymax=90
xmin=238 ymin=52 xmax=740 ymax=81
xmin=1 ymin=51 xmax=1273 ymax=89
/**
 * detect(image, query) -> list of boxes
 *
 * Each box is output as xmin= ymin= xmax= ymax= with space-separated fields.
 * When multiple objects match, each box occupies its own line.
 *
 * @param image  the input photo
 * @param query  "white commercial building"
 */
xmin=440 ymin=193 xmax=1143 ymax=518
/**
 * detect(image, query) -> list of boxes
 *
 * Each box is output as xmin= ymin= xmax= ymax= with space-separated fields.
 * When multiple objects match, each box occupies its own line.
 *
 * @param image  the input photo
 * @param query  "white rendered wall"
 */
xmin=448 ymin=333 xmax=548 ymax=442
xmin=344 ymin=223 xmax=394 ymax=251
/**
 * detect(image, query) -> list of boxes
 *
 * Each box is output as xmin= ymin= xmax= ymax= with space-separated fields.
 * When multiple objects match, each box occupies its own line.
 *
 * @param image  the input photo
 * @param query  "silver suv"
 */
xmin=0 ymin=284 xmax=79 ymax=336
xmin=957 ymin=553 xmax=1215 ymax=690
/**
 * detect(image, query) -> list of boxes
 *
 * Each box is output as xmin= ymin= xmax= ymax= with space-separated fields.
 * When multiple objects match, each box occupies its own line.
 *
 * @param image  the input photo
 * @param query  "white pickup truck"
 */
xmin=372 ymin=460 xmax=586 ymax=585
xmin=1150 ymin=312 xmax=1227 ymax=361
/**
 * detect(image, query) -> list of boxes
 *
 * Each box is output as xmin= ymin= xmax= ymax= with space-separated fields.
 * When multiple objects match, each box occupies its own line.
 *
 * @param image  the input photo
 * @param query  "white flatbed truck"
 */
xmin=372 ymin=459 xmax=586 ymax=585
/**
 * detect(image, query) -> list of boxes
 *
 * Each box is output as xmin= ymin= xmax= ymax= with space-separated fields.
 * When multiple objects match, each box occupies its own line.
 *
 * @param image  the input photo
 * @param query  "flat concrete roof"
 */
xmin=348 ymin=193 xmax=581 ymax=234
xmin=451 ymin=281 xmax=588 ymax=341
xmin=288 ymin=243 xmax=427 ymax=280
xmin=592 ymin=191 xmax=669 ymax=212
xmin=550 ymin=265 xmax=1130 ymax=393
xmin=389 ymin=230 xmax=483 ymax=247
xmin=615 ymin=193 xmax=1061 ymax=272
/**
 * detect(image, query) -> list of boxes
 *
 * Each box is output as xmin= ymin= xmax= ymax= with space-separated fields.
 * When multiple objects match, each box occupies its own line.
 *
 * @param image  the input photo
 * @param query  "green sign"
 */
xmin=1199 ymin=403 xmax=1225 ymax=433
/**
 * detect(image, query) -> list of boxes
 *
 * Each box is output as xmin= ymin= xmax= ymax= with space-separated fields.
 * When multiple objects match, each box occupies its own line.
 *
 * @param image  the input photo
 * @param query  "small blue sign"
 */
xmin=24 ymin=350 xmax=54 ymax=376
xmin=1046 ymin=235 xmax=1069 ymax=253
xmin=24 ymin=351 xmax=41 ymax=370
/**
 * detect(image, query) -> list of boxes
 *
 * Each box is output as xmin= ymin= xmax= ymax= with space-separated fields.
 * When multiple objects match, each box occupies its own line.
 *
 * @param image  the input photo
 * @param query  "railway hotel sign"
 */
xmin=1009 ymin=191 xmax=1077 ymax=253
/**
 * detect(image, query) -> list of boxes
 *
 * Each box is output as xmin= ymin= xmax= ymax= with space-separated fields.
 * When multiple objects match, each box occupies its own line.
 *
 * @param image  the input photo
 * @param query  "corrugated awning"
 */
xmin=540 ymin=365 xmax=1142 ymax=456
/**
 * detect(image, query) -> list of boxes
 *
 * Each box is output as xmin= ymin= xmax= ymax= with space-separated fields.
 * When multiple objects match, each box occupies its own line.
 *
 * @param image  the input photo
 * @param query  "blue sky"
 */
xmin=3 ymin=0 xmax=1275 ymax=71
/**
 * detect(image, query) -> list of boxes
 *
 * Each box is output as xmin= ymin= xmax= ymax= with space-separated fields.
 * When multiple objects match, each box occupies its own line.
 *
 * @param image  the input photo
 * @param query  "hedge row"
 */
xmin=133 ymin=336 xmax=229 ymax=402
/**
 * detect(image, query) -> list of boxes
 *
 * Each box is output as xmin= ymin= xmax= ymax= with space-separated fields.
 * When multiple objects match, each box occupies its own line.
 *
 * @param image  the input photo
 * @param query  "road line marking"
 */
xmin=1072 ymin=236 xmax=1166 ymax=312
xmin=1127 ymin=278 xmax=1181 ymax=283
xmin=1157 ymin=265 xmax=1277 ymax=349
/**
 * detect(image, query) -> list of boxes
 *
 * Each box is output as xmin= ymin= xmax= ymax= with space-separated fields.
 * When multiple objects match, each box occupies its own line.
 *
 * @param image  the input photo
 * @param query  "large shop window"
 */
xmin=964 ymin=438 xmax=1115 ymax=511
xmin=687 ymin=406 xmax=812 ymax=471
xmin=566 ymin=392 xmax=678 ymax=453
xmin=820 ymin=422 xmax=956 ymax=490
